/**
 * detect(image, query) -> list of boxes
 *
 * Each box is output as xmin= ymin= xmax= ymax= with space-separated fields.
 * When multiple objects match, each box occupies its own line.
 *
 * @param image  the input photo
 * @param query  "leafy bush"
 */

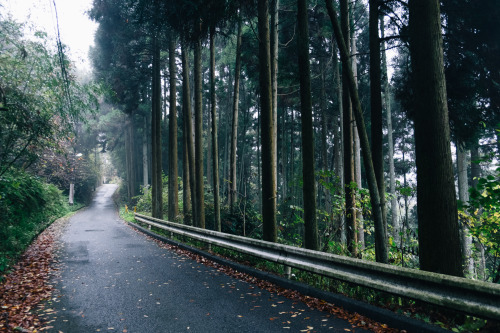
xmin=0 ymin=169 xmax=68 ymax=275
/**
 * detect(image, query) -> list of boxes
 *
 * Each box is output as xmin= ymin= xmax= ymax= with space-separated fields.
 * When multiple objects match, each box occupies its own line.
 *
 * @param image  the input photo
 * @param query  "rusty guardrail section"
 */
xmin=134 ymin=213 xmax=500 ymax=321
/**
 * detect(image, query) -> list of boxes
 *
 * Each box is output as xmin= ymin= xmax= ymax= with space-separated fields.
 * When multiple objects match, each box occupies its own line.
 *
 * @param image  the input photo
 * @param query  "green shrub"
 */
xmin=0 ymin=169 xmax=69 ymax=275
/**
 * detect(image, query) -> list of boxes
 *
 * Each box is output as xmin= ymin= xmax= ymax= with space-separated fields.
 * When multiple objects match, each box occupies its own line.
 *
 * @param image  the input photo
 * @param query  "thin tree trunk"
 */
xmin=183 ymin=119 xmax=191 ymax=225
xmin=339 ymin=0 xmax=357 ymax=257
xmin=194 ymin=38 xmax=205 ymax=229
xmin=369 ymin=0 xmax=387 ymax=251
xmin=471 ymin=143 xmax=486 ymax=279
xmin=351 ymin=29 xmax=364 ymax=250
xmin=182 ymin=43 xmax=196 ymax=226
xmin=457 ymin=144 xmax=474 ymax=276
xmin=409 ymin=0 xmax=463 ymax=276
xmin=271 ymin=0 xmax=279 ymax=205
xmin=230 ymin=16 xmax=243 ymax=214
xmin=298 ymin=0 xmax=318 ymax=250
xmin=210 ymin=28 xmax=221 ymax=231
xmin=380 ymin=17 xmax=399 ymax=245
xmin=168 ymin=35 xmax=179 ymax=221
xmin=325 ymin=0 xmax=388 ymax=263
xmin=151 ymin=33 xmax=163 ymax=219
xmin=143 ymin=115 xmax=149 ymax=188
xmin=258 ymin=0 xmax=277 ymax=242
xmin=333 ymin=41 xmax=345 ymax=243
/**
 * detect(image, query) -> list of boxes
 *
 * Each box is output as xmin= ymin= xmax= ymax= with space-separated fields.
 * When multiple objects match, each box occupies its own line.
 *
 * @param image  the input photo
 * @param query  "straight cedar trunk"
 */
xmin=380 ymin=17 xmax=399 ymax=244
xmin=332 ymin=41 xmax=345 ymax=243
xmin=258 ymin=0 xmax=277 ymax=242
xmin=339 ymin=0 xmax=357 ymax=256
xmin=325 ymin=0 xmax=388 ymax=263
xmin=270 ymin=0 xmax=279 ymax=200
xmin=125 ymin=115 xmax=136 ymax=201
xmin=194 ymin=38 xmax=205 ymax=229
xmin=369 ymin=0 xmax=388 ymax=251
xmin=470 ymin=144 xmax=486 ymax=279
xmin=351 ymin=30 xmax=364 ymax=249
xmin=143 ymin=116 xmax=148 ymax=188
xmin=183 ymin=123 xmax=191 ymax=225
xmin=456 ymin=145 xmax=474 ymax=276
xmin=168 ymin=35 xmax=179 ymax=221
xmin=209 ymin=28 xmax=221 ymax=232
xmin=182 ymin=43 xmax=196 ymax=226
xmin=151 ymin=34 xmax=163 ymax=219
xmin=230 ymin=16 xmax=243 ymax=214
xmin=298 ymin=0 xmax=318 ymax=250
xmin=409 ymin=0 xmax=463 ymax=276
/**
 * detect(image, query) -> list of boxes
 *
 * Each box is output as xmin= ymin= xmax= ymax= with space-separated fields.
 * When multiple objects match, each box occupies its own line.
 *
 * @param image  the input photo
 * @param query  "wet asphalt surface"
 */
xmin=46 ymin=184 xmax=357 ymax=332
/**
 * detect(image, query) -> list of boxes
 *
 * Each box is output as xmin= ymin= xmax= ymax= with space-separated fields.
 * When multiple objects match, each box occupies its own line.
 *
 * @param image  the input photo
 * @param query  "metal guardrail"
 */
xmin=134 ymin=213 xmax=500 ymax=321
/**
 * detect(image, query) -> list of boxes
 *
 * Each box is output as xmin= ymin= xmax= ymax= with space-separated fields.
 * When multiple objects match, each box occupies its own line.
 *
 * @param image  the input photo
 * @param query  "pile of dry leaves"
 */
xmin=0 ymin=218 xmax=67 ymax=332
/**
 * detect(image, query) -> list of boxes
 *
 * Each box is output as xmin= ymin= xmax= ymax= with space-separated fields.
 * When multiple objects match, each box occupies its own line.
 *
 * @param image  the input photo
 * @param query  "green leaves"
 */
xmin=0 ymin=17 xmax=99 ymax=176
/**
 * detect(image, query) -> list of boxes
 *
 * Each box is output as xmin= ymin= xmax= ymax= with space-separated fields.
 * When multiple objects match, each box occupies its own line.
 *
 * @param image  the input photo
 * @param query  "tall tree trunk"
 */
xmin=471 ymin=143 xmax=485 ymax=279
xmin=369 ymin=0 xmax=387 ymax=251
xmin=456 ymin=144 xmax=474 ymax=276
xmin=409 ymin=0 xmax=463 ymax=276
xmin=230 ymin=16 xmax=243 ymax=214
xmin=339 ymin=0 xmax=357 ymax=256
xmin=258 ymin=0 xmax=277 ymax=242
xmin=168 ymin=35 xmax=179 ymax=221
xmin=125 ymin=115 xmax=136 ymax=201
xmin=210 ymin=28 xmax=221 ymax=231
xmin=325 ymin=0 xmax=388 ymax=263
xmin=380 ymin=17 xmax=399 ymax=245
xmin=183 ymin=120 xmax=191 ymax=225
xmin=194 ymin=38 xmax=205 ymax=229
xmin=271 ymin=0 xmax=279 ymax=206
xmin=151 ymin=33 xmax=163 ymax=219
xmin=182 ymin=43 xmax=196 ymax=226
xmin=333 ymin=41 xmax=345 ymax=243
xmin=320 ymin=53 xmax=330 ymax=213
xmin=298 ymin=0 xmax=318 ymax=250
xmin=351 ymin=29 xmax=364 ymax=250
xmin=143 ymin=115 xmax=149 ymax=188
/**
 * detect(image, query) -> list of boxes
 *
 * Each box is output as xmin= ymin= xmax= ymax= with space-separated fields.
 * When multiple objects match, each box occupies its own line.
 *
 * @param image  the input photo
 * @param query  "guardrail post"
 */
xmin=148 ymin=224 xmax=151 ymax=230
xmin=207 ymin=243 xmax=212 ymax=252
xmin=284 ymin=265 xmax=292 ymax=279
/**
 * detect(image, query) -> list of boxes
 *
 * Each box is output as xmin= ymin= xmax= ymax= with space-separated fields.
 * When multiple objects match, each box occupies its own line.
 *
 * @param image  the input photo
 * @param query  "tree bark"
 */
xmin=182 ymin=43 xmax=196 ymax=226
xmin=409 ymin=0 xmax=463 ymax=276
xmin=298 ymin=0 xmax=319 ymax=251
xmin=210 ymin=28 xmax=221 ymax=231
xmin=230 ymin=16 xmax=243 ymax=214
xmin=332 ymin=41 xmax=345 ymax=243
xmin=258 ymin=0 xmax=277 ymax=243
xmin=271 ymin=0 xmax=279 ymax=204
xmin=471 ymin=143 xmax=485 ymax=279
xmin=456 ymin=144 xmax=474 ymax=276
xmin=351 ymin=28 xmax=364 ymax=250
xmin=143 ymin=115 xmax=149 ymax=188
xmin=380 ymin=17 xmax=399 ymax=245
xmin=339 ymin=0 xmax=357 ymax=257
xmin=151 ymin=33 xmax=163 ymax=219
xmin=369 ymin=0 xmax=387 ymax=251
xmin=325 ymin=0 xmax=388 ymax=263
xmin=168 ymin=35 xmax=179 ymax=221
xmin=194 ymin=38 xmax=205 ymax=229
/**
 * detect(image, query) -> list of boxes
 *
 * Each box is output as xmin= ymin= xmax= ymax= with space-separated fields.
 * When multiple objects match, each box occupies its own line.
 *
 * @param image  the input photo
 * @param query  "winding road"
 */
xmin=46 ymin=185 xmax=356 ymax=332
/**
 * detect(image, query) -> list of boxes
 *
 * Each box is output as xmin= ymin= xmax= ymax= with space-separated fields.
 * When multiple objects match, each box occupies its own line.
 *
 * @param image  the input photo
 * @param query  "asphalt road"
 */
xmin=46 ymin=184 xmax=358 ymax=332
